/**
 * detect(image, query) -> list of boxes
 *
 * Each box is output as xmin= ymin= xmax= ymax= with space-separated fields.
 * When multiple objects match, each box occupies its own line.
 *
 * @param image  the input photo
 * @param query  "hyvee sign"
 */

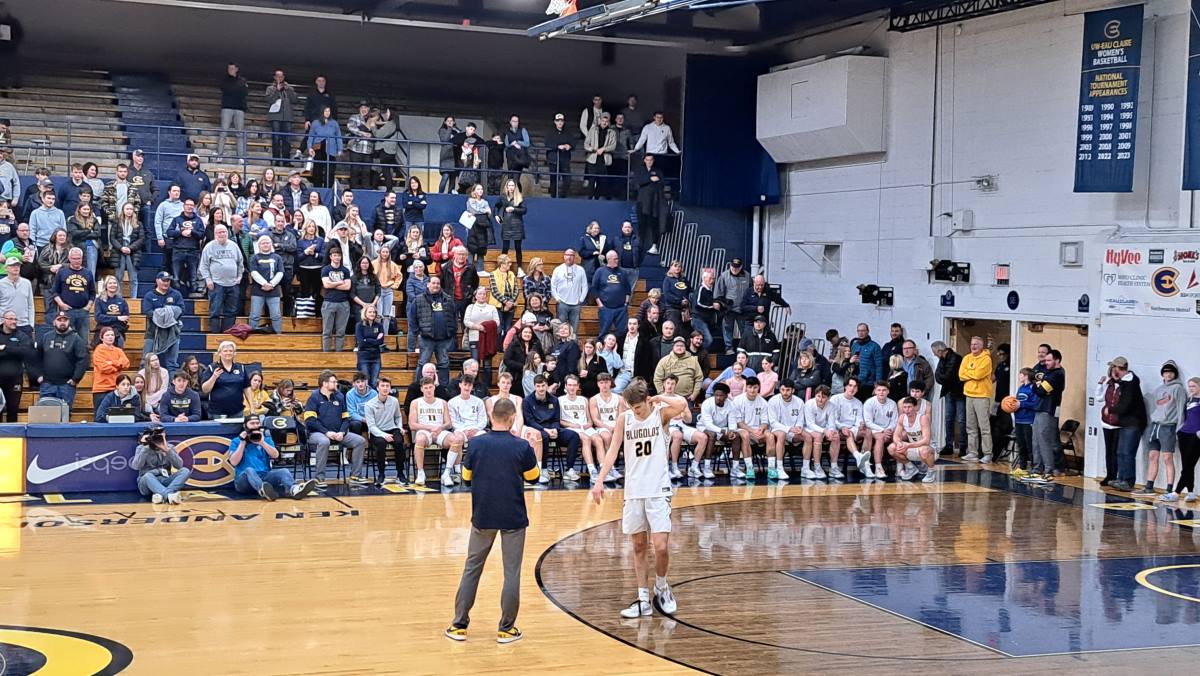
xmin=1100 ymin=245 xmax=1200 ymax=317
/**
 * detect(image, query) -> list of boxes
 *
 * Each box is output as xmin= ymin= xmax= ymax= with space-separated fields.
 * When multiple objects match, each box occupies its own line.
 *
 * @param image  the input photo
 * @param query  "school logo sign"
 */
xmin=176 ymin=435 xmax=235 ymax=489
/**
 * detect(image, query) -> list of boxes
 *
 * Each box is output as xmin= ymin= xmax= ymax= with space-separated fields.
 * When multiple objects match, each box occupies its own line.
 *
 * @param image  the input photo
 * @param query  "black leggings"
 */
xmin=1176 ymin=431 xmax=1200 ymax=493
xmin=297 ymin=267 xmax=322 ymax=299
xmin=0 ymin=374 xmax=21 ymax=423
xmin=501 ymin=239 xmax=523 ymax=266
xmin=1102 ymin=427 xmax=1120 ymax=481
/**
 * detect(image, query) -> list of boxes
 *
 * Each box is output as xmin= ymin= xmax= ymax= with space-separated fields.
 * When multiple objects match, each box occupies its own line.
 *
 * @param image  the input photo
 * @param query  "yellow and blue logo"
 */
xmin=175 ymin=435 xmax=235 ymax=489
xmin=1152 ymin=267 xmax=1180 ymax=297
xmin=0 ymin=625 xmax=132 ymax=675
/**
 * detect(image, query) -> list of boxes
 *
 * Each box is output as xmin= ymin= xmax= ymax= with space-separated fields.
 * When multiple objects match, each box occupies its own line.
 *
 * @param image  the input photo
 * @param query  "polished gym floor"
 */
xmin=2 ymin=463 xmax=1199 ymax=675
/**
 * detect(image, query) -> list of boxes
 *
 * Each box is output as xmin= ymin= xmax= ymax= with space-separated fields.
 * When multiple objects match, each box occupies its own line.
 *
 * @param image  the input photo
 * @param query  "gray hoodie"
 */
xmin=130 ymin=443 xmax=183 ymax=478
xmin=1151 ymin=377 xmax=1187 ymax=425
xmin=199 ymin=239 xmax=245 ymax=287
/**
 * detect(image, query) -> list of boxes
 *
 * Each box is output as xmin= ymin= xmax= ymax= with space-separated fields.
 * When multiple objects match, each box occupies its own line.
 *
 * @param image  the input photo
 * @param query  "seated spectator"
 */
xmin=131 ymin=423 xmax=191 ymax=504
xmin=37 ymin=311 xmax=89 ymax=409
xmin=345 ymin=371 xmax=378 ymax=439
xmin=654 ymin=336 xmax=704 ymax=403
xmin=578 ymin=339 xmax=606 ymax=398
xmin=321 ymin=248 xmax=353 ymax=352
xmin=244 ymin=371 xmax=269 ymax=416
xmin=91 ymin=325 xmax=130 ymax=408
xmin=201 ymin=341 xmax=253 ymax=420
xmin=720 ymin=362 xmax=749 ymax=399
xmin=792 ymin=350 xmax=823 ymax=401
xmin=157 ymin=370 xmax=202 ymax=423
xmin=229 ymin=415 xmax=319 ymax=500
xmin=304 ymin=369 xmax=368 ymax=488
xmin=405 ymin=362 xmax=452 ymax=407
xmin=597 ymin=333 xmax=628 ymax=393
xmin=409 ymin=376 xmax=464 ymax=487
xmin=757 ymin=355 xmax=779 ymax=398
xmin=657 ymin=320 xmax=678 ymax=362
xmin=106 ymin=203 xmax=143 ymax=299
xmin=741 ymin=314 xmax=780 ymax=374
xmin=248 ymin=236 xmax=284 ymax=334
xmin=95 ymin=374 xmax=145 ymax=423
xmin=451 ymin=359 xmax=490 ymax=400
xmin=365 ymin=377 xmax=408 ymax=484
xmin=504 ymin=324 xmax=542 ymax=397
xmin=549 ymin=322 xmax=581 ymax=384
xmin=523 ymin=374 xmax=582 ymax=481
xmin=266 ymin=378 xmax=304 ymax=418
xmin=523 ymin=292 xmax=554 ymax=353
xmin=138 ymin=354 xmax=169 ymax=418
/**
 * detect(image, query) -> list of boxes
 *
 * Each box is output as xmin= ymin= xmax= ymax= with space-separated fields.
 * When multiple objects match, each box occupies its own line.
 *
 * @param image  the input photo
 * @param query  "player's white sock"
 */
xmin=446 ymin=450 xmax=459 ymax=469
xmin=536 ymin=461 xmax=543 ymax=470
xmin=743 ymin=458 xmax=753 ymax=470
xmin=589 ymin=464 xmax=598 ymax=475
xmin=655 ymin=575 xmax=669 ymax=590
xmin=703 ymin=459 xmax=713 ymax=469
xmin=767 ymin=458 xmax=777 ymax=469
xmin=638 ymin=587 xmax=650 ymax=602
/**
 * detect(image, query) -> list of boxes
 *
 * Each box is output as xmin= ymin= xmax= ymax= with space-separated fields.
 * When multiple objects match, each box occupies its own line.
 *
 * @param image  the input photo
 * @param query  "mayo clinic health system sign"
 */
xmin=1100 ymin=245 xmax=1200 ymax=317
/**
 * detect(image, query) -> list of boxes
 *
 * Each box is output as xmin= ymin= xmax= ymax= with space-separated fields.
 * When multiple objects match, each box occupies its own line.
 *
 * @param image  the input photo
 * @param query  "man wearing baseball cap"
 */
xmin=1101 ymin=356 xmax=1146 ymax=492
xmin=714 ymin=257 xmax=751 ymax=354
xmin=141 ymin=270 xmax=184 ymax=371
xmin=178 ymin=153 xmax=212 ymax=203
xmin=547 ymin=113 xmax=574 ymax=198
xmin=36 ymin=310 xmax=88 ymax=410
xmin=0 ymin=252 xmax=33 ymax=334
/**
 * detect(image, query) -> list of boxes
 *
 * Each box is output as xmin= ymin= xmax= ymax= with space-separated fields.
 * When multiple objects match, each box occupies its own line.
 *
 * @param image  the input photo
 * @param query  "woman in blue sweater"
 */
xmin=354 ymin=304 xmax=385 ymax=387
xmin=306 ymin=106 xmax=344 ymax=188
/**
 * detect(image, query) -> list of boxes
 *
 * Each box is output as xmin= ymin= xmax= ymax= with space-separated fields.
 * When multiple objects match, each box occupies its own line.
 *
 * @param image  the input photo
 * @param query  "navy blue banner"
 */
xmin=1183 ymin=3 xmax=1200 ymax=188
xmin=1073 ymin=4 xmax=1143 ymax=193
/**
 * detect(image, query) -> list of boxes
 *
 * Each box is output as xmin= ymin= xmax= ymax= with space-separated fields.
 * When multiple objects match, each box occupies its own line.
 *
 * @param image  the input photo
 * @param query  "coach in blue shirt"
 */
xmin=445 ymin=397 xmax=538 ymax=645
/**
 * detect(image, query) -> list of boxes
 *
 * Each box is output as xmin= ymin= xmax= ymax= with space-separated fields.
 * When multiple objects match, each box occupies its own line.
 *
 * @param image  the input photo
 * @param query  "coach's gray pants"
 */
xmin=453 ymin=526 xmax=525 ymax=631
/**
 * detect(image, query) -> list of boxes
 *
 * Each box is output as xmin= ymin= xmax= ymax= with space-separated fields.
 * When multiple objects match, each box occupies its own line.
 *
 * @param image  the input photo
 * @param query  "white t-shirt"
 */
xmin=804 ymin=399 xmax=835 ymax=432
xmin=698 ymin=398 xmax=733 ymax=434
xmin=622 ymin=403 xmax=672 ymax=499
xmin=863 ymin=397 xmax=899 ymax=433
xmin=731 ymin=393 xmax=770 ymax=430
xmin=833 ymin=394 xmax=863 ymax=429
xmin=767 ymin=394 xmax=805 ymax=430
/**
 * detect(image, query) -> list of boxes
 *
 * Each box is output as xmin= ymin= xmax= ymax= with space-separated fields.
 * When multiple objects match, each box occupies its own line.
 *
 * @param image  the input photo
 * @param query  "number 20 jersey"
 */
xmin=622 ymin=403 xmax=672 ymax=499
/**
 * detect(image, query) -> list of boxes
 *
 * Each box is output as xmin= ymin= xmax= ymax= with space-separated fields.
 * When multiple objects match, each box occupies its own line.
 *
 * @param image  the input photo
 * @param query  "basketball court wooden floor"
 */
xmin=2 ymin=465 xmax=1200 ymax=675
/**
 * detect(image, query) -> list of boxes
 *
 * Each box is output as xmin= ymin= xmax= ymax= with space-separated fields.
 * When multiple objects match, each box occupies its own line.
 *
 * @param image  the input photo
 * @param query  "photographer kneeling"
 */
xmin=228 ymin=415 xmax=318 ymax=501
xmin=131 ymin=423 xmax=191 ymax=504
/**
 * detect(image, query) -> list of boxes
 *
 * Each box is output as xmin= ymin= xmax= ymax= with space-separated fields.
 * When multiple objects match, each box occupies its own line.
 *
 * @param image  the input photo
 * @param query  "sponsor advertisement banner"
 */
xmin=1100 ymin=245 xmax=1200 ymax=317
xmin=22 ymin=422 xmax=241 ymax=494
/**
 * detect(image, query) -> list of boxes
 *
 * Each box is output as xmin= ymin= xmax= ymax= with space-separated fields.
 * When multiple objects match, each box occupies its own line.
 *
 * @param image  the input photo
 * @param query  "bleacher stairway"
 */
xmin=111 ymin=72 xmax=191 ymax=180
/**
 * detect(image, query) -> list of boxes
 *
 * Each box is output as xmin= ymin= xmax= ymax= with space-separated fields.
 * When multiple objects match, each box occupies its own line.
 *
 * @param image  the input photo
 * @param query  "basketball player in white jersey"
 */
xmin=802 ymin=385 xmax=838 ymax=480
xmin=862 ymin=380 xmax=898 ymax=479
xmin=487 ymin=372 xmax=548 ymax=483
xmin=834 ymin=377 xmax=868 ymax=478
xmin=448 ymin=376 xmax=487 ymax=487
xmin=409 ymin=377 xmax=465 ymax=486
xmin=908 ymin=383 xmax=932 ymax=423
xmin=559 ymin=375 xmax=605 ymax=480
xmin=590 ymin=377 xmax=689 ymax=618
xmin=696 ymin=382 xmax=738 ymax=479
xmin=732 ymin=376 xmax=772 ymax=481
xmin=889 ymin=396 xmax=937 ymax=483
xmin=588 ymin=372 xmax=623 ymax=482
xmin=767 ymin=379 xmax=804 ymax=482
xmin=659 ymin=374 xmax=708 ymax=480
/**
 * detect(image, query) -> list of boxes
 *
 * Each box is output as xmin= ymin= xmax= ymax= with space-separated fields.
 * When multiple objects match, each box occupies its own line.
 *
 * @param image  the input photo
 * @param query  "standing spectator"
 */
xmin=850 ymin=323 xmax=883 ymax=390
xmin=522 ymin=257 xmax=551 ymax=306
xmin=37 ymin=311 xmax=88 ymax=408
xmin=100 ymin=163 xmax=142 ymax=228
xmin=633 ymin=110 xmax=681 ymax=157
xmin=619 ymin=316 xmax=658 ymax=386
xmin=1136 ymin=361 xmax=1186 ymax=499
xmin=107 ymin=203 xmax=143 ymax=298
xmin=900 ymin=340 xmax=935 ymax=399
xmin=229 ymin=415 xmax=318 ymax=500
xmin=280 ymin=171 xmax=307 ymax=213
xmin=1174 ymin=378 xmax=1200 ymax=502
xmin=592 ymin=250 xmax=631 ymax=339
xmin=1100 ymin=356 xmax=1144 ymax=492
xmin=82 ymin=163 xmax=105 ymax=201
xmin=346 ymin=101 xmax=375 ymax=189
xmin=738 ymin=275 xmax=789 ymax=338
xmin=429 ymin=223 xmax=462 ymax=275
xmin=489 ymin=254 xmax=519 ymax=338
xmin=153 ymin=183 xmax=183 ymax=262
xmin=141 ymin=271 xmax=184 ymax=371
xmin=306 ymin=107 xmax=343 ymax=189
xmin=551 ymin=249 xmax=588 ymax=334
xmin=131 ymin=424 xmax=190 ymax=504
xmin=991 ymin=343 xmax=1012 ymax=457
xmin=94 ymin=276 xmax=130 ymax=347
xmin=485 ymin=132 xmax=506 ymax=194
xmin=615 ymin=221 xmax=643 ymax=293
xmin=373 ymin=106 xmax=404 ymax=190
xmin=200 ymin=224 xmax=244 ymax=334
xmin=547 ymin=113 xmax=574 ymax=198
xmin=463 ymin=286 xmax=499 ymax=383
xmin=56 ymin=164 xmax=87 ymax=217
xmin=249 ymin=235 xmax=284 ymax=334
xmin=305 ymin=369 xmax=369 ymax=488
xmin=320 ymin=248 xmax=353 ymax=352
xmin=438 ymin=116 xmax=462 ymax=194
xmin=128 ymin=150 xmax=159 ymax=228
xmin=1033 ymin=348 xmax=1067 ymax=476
xmin=177 ymin=154 xmax=212 ymax=204
xmin=201 ymin=341 xmax=252 ymax=419
xmin=29 ymin=190 xmax=66 ymax=248
xmin=584 ymin=114 xmax=616 ymax=200
xmin=931 ymin=341 xmax=966 ymax=457
xmin=167 ymin=198 xmax=205 ymax=295
xmin=331 ymin=189 xmax=356 ymax=226
xmin=619 ymin=94 xmax=645 ymax=137
xmin=660 ymin=260 xmax=692 ymax=329
xmin=351 ymin=254 xmax=381 ymax=326
xmin=496 ymin=179 xmax=526 ymax=271
xmin=404 ymin=260 xmax=429 ymax=352
xmin=440 ymin=245 xmax=479 ymax=333
xmin=91 ymin=325 xmax=129 ymax=408
xmin=465 ymin=184 xmax=493 ymax=271
xmin=414 ymin=275 xmax=456 ymax=386
xmin=633 ymin=154 xmax=666 ymax=253
xmin=0 ymin=146 xmax=18 ymax=207
xmin=578 ymin=220 xmax=611 ymax=281
xmin=881 ymin=323 xmax=905 ymax=365
xmin=374 ymin=190 xmax=402 ymax=236
xmin=303 ymin=75 xmax=337 ymax=144
xmin=612 ymin=114 xmax=634 ymax=200
xmin=265 ymin=69 xmax=299 ymax=163
xmin=1 ymin=222 xmax=37 ymax=295
xmin=402 ymin=177 xmax=428 ymax=232
xmin=268 ymin=213 xmax=297 ymax=315
xmin=690 ymin=268 xmax=718 ymax=351
xmin=355 ymin=305 xmax=386 ymax=387
xmin=218 ymin=62 xmax=248 ymax=161
xmin=52 ymin=247 xmax=95 ymax=339
xmin=295 ymin=221 xmax=325 ymax=318
xmin=17 ymin=169 xmax=48 ymax=223
xmin=958 ymin=336 xmax=994 ymax=463
xmin=38 ymin=229 xmax=70 ymax=315
xmin=714 ymin=257 xmax=750 ymax=354
xmin=373 ymin=245 xmax=402 ymax=335
xmin=0 ymin=310 xmax=34 ymax=422
xmin=503 ymin=116 xmax=532 ymax=184
xmin=579 ymin=95 xmax=605 ymax=137
xmin=454 ymin=125 xmax=484 ymax=195
xmin=0 ymin=254 xmax=33 ymax=334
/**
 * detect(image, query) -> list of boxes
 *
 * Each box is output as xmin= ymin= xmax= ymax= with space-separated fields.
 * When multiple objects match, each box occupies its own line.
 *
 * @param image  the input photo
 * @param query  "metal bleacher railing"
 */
xmin=2 ymin=114 xmax=679 ymax=199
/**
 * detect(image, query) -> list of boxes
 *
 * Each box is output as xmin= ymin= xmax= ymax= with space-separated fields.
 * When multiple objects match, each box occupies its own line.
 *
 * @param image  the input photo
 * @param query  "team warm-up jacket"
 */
xmin=522 ymin=394 xmax=561 ymax=431
xmin=303 ymin=389 xmax=350 ymax=435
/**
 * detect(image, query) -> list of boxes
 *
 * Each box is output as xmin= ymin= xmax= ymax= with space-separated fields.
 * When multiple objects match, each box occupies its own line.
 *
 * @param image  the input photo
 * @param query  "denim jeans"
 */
xmin=234 ymin=467 xmax=295 ymax=496
xmin=378 ymin=288 xmax=395 ymax=334
xmin=419 ymin=336 xmax=452 ymax=386
xmin=1116 ymin=425 xmax=1145 ymax=483
xmin=38 ymin=382 xmax=77 ymax=410
xmin=65 ymin=307 xmax=90 ymax=341
xmin=556 ymin=301 xmax=582 ymax=334
xmin=309 ymin=431 xmax=367 ymax=481
xmin=116 ymin=254 xmax=138 ymax=298
xmin=137 ymin=468 xmax=192 ymax=498
xmin=358 ymin=357 xmax=381 ymax=387
xmin=613 ymin=370 xmax=633 ymax=394
xmin=84 ymin=241 xmax=99 ymax=277
xmin=721 ymin=311 xmax=741 ymax=351
xmin=250 ymin=295 xmax=282 ymax=334
xmin=209 ymin=283 xmax=239 ymax=334
xmin=173 ymin=251 xmax=199 ymax=291
xmin=597 ymin=305 xmax=625 ymax=340
xmin=322 ymin=300 xmax=350 ymax=351
xmin=144 ymin=331 xmax=180 ymax=372
xmin=692 ymin=316 xmax=714 ymax=351
xmin=942 ymin=393 xmax=967 ymax=453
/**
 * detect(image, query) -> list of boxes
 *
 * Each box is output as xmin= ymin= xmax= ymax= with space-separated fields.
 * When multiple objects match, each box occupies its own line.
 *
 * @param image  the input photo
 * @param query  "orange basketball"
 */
xmin=1001 ymin=395 xmax=1020 ymax=414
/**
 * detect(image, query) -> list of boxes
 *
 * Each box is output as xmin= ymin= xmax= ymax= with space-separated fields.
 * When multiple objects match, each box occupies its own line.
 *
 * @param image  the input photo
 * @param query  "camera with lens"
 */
xmin=244 ymin=417 xmax=264 ymax=444
xmin=140 ymin=423 xmax=166 ymax=446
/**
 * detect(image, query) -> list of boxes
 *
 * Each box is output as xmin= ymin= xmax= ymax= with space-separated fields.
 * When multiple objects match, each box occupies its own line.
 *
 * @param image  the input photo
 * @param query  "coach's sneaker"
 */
xmin=415 ymin=470 xmax=427 ymax=486
xmin=776 ymin=467 xmax=790 ymax=481
xmin=687 ymin=464 xmax=702 ymax=479
xmin=655 ymin=585 xmax=678 ymax=615
xmin=314 ymin=478 xmax=328 ymax=490
xmin=259 ymin=482 xmax=278 ymax=501
xmin=812 ymin=465 xmax=827 ymax=480
xmin=827 ymin=465 xmax=844 ymax=480
xmin=291 ymin=479 xmax=318 ymax=499
xmin=563 ymin=468 xmax=582 ymax=482
xmin=730 ymin=464 xmax=746 ymax=479
xmin=874 ymin=464 xmax=886 ymax=479
xmin=620 ymin=599 xmax=653 ymax=618
xmin=496 ymin=627 xmax=523 ymax=644
xmin=1011 ymin=467 xmax=1029 ymax=478
xmin=744 ymin=466 xmax=757 ymax=480
xmin=444 ymin=626 xmax=467 ymax=642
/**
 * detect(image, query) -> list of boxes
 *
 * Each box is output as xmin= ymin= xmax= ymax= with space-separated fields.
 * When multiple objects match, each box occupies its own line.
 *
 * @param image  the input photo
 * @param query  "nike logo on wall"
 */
xmin=26 ymin=452 xmax=118 ymax=485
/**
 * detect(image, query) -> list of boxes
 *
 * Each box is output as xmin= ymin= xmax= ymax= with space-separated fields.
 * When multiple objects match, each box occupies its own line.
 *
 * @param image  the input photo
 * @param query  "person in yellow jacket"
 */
xmin=958 ymin=336 xmax=994 ymax=462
